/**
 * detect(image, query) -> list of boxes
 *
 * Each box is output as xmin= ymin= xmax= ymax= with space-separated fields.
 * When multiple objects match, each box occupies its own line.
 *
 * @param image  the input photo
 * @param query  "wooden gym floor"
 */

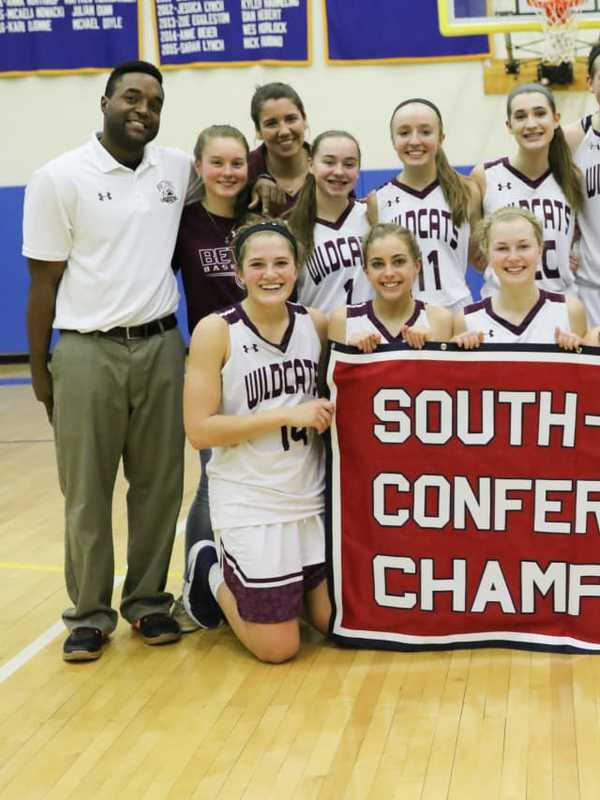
xmin=2 ymin=365 xmax=600 ymax=800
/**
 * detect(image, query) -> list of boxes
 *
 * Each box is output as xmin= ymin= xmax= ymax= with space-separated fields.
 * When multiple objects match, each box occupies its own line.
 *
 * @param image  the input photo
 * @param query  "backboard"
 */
xmin=438 ymin=0 xmax=600 ymax=34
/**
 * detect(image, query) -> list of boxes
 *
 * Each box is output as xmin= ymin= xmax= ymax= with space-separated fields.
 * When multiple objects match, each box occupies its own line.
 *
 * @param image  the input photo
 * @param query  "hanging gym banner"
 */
xmin=326 ymin=344 xmax=600 ymax=654
xmin=0 ymin=0 xmax=141 ymax=77
xmin=154 ymin=0 xmax=311 ymax=68
xmin=324 ymin=0 xmax=490 ymax=63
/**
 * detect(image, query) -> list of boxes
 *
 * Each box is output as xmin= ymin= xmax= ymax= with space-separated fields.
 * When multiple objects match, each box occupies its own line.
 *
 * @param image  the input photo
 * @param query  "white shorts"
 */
xmin=215 ymin=514 xmax=326 ymax=623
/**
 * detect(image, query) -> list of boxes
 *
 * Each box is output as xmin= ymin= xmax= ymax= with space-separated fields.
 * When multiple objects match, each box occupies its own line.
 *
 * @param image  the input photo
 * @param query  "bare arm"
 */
xmin=566 ymin=295 xmax=588 ymax=338
xmin=184 ymin=314 xmax=333 ymax=450
xmin=468 ymin=166 xmax=486 ymax=271
xmin=451 ymin=309 xmax=484 ymax=349
xmin=366 ymin=191 xmax=379 ymax=225
xmin=327 ymin=306 xmax=348 ymax=345
xmin=26 ymin=258 xmax=66 ymax=421
xmin=424 ymin=304 xmax=453 ymax=342
xmin=563 ymin=120 xmax=585 ymax=153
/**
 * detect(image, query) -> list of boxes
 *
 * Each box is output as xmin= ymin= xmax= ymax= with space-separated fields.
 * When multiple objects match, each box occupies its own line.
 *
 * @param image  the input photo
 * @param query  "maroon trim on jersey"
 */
xmin=219 ymin=304 xmax=244 ymax=324
xmin=315 ymin=199 xmax=356 ymax=230
xmin=365 ymin=299 xmax=425 ymax=342
xmin=346 ymin=301 xmax=368 ymax=318
xmin=483 ymin=157 xmax=506 ymax=170
xmin=584 ymin=115 xmax=600 ymax=138
xmin=493 ymin=157 xmax=552 ymax=189
xmin=466 ymin=290 xmax=562 ymax=336
xmin=390 ymin=178 xmax=440 ymax=199
xmin=236 ymin=301 xmax=300 ymax=353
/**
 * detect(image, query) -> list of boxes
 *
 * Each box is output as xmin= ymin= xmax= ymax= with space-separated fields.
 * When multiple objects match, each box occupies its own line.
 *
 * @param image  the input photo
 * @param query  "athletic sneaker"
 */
xmin=171 ymin=595 xmax=201 ymax=633
xmin=63 ymin=627 xmax=105 ymax=662
xmin=183 ymin=541 xmax=223 ymax=629
xmin=132 ymin=613 xmax=181 ymax=645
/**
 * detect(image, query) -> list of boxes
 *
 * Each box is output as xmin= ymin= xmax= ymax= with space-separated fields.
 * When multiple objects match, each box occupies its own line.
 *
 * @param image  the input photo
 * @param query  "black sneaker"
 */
xmin=132 ymin=612 xmax=181 ymax=645
xmin=63 ymin=627 xmax=105 ymax=662
xmin=183 ymin=541 xmax=223 ymax=629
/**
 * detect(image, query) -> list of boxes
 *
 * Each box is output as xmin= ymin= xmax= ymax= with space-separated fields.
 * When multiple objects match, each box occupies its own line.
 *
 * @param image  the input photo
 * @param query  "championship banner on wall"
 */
xmin=324 ymin=0 xmax=490 ymax=63
xmin=154 ymin=0 xmax=310 ymax=68
xmin=0 ymin=0 xmax=141 ymax=77
xmin=326 ymin=344 xmax=600 ymax=654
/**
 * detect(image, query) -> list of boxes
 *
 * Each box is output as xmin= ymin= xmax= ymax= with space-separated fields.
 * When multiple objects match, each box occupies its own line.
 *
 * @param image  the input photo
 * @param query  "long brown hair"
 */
xmin=288 ymin=130 xmax=361 ymax=258
xmin=506 ymin=83 xmax=583 ymax=213
xmin=390 ymin=99 xmax=471 ymax=227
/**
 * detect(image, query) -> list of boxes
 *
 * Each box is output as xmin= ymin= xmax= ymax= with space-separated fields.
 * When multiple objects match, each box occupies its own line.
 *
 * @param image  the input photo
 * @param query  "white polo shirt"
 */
xmin=22 ymin=133 xmax=191 ymax=332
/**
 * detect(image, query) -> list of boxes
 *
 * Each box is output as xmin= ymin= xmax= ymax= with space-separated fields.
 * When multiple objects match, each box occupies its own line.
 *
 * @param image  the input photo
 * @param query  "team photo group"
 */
xmin=22 ymin=42 xmax=600 ymax=664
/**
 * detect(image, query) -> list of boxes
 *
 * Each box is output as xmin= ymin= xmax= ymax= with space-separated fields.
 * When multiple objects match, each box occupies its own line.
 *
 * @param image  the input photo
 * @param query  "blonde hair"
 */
xmin=475 ymin=207 xmax=544 ymax=255
xmin=363 ymin=223 xmax=422 ymax=264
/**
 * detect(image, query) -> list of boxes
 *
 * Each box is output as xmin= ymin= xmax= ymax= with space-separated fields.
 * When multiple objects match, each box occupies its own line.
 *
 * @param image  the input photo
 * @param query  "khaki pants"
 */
xmin=51 ymin=327 xmax=185 ymax=634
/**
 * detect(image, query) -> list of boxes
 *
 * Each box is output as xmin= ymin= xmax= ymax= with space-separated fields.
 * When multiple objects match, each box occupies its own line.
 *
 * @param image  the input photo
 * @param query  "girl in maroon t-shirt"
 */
xmin=172 ymin=124 xmax=253 ymax=630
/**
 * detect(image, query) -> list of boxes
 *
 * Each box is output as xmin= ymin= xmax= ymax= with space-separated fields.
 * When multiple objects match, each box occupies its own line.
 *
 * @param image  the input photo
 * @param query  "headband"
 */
xmin=233 ymin=221 xmax=298 ymax=262
xmin=390 ymin=98 xmax=443 ymax=127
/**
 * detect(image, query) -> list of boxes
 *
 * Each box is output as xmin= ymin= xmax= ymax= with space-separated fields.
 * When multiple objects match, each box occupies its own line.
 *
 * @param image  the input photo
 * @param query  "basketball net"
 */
xmin=526 ymin=0 xmax=584 ymax=64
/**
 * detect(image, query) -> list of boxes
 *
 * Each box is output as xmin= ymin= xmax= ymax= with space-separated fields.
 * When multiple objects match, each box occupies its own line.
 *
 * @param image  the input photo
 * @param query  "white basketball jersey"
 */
xmin=345 ymin=299 xmax=429 ymax=344
xmin=463 ymin=290 xmax=569 ymax=344
xmin=573 ymin=115 xmax=600 ymax=287
xmin=296 ymin=200 xmax=372 ymax=312
xmin=481 ymin=158 xmax=575 ymax=296
xmin=375 ymin=178 xmax=471 ymax=308
xmin=207 ymin=302 xmax=325 ymax=529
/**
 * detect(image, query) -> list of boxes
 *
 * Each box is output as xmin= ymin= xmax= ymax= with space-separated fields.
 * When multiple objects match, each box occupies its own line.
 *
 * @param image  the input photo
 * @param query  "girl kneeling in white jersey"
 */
xmin=289 ymin=130 xmax=371 ymax=312
xmin=328 ymin=223 xmax=453 ymax=351
xmin=183 ymin=220 xmax=334 ymax=664
xmin=368 ymin=98 xmax=481 ymax=311
xmin=453 ymin=208 xmax=587 ymax=349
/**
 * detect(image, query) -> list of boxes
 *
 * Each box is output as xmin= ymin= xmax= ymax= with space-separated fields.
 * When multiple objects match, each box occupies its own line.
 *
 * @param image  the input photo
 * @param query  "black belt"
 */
xmin=63 ymin=314 xmax=178 ymax=340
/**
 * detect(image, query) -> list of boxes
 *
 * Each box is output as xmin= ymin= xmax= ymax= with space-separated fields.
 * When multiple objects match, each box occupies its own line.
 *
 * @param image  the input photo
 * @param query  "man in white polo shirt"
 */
xmin=23 ymin=61 xmax=190 ymax=661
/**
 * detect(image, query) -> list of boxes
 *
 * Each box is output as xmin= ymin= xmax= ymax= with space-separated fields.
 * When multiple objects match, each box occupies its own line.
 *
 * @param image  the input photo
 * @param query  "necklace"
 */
xmin=201 ymin=203 xmax=234 ymax=237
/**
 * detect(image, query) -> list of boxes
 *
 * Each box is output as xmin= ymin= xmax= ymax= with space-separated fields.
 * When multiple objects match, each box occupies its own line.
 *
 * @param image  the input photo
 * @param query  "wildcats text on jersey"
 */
xmin=244 ymin=357 xmax=319 ymax=410
xmin=326 ymin=344 xmax=600 ymax=653
xmin=382 ymin=207 xmax=458 ymax=248
xmin=305 ymin=235 xmax=363 ymax=285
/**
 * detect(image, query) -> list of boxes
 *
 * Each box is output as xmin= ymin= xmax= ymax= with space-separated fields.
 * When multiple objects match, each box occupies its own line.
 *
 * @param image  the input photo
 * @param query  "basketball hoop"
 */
xmin=526 ymin=0 xmax=584 ymax=64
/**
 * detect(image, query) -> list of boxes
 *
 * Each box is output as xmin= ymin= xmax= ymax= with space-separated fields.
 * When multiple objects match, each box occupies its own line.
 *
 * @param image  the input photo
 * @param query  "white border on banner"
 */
xmin=326 ymin=343 xmax=600 ymax=652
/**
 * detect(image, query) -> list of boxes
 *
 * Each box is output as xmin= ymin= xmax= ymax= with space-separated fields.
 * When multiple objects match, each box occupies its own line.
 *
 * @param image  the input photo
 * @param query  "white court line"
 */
xmin=0 ymin=519 xmax=187 ymax=686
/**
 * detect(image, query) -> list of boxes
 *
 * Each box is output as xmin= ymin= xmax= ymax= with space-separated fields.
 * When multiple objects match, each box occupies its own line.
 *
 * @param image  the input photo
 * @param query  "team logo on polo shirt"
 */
xmin=156 ymin=180 xmax=178 ymax=204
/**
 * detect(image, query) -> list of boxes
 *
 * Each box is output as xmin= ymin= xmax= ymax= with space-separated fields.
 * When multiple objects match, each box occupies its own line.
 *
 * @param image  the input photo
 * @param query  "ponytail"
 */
xmin=288 ymin=173 xmax=318 ymax=258
xmin=548 ymin=126 xmax=583 ymax=214
xmin=435 ymin=149 xmax=471 ymax=227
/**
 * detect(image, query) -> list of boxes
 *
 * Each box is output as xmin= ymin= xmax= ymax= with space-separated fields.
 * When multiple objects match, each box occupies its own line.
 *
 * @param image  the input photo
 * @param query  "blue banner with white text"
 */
xmin=155 ymin=0 xmax=310 ymax=67
xmin=0 ymin=0 xmax=140 ymax=75
xmin=325 ymin=0 xmax=489 ymax=62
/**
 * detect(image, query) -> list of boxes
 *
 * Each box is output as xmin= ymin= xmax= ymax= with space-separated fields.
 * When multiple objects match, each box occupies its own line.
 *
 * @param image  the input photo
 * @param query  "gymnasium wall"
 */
xmin=1 ymin=1 xmax=592 ymax=355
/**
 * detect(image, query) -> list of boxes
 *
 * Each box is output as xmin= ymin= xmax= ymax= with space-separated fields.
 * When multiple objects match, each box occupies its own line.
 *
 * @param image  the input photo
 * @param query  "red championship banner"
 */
xmin=326 ymin=344 xmax=600 ymax=653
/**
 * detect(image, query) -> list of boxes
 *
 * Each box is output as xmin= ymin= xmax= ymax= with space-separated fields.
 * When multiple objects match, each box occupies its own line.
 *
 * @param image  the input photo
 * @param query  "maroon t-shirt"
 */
xmin=172 ymin=202 xmax=245 ymax=334
xmin=248 ymin=142 xmax=307 ymax=215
